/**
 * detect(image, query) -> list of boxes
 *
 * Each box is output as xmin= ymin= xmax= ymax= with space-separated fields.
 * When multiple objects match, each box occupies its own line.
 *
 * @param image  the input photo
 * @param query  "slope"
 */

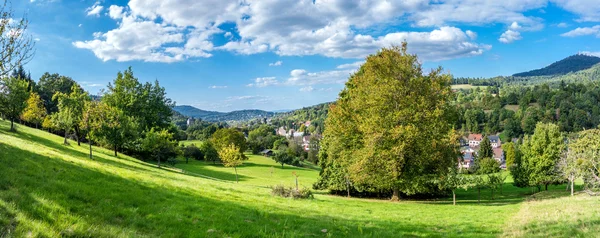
xmin=513 ymin=54 xmax=600 ymax=77
xmin=0 ymin=120 xmax=597 ymax=237
xmin=172 ymin=105 xmax=274 ymax=122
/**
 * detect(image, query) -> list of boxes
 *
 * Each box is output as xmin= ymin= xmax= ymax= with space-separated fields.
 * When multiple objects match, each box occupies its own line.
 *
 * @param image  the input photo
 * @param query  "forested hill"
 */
xmin=269 ymin=102 xmax=331 ymax=132
xmin=172 ymin=105 xmax=274 ymax=122
xmin=513 ymin=54 xmax=600 ymax=77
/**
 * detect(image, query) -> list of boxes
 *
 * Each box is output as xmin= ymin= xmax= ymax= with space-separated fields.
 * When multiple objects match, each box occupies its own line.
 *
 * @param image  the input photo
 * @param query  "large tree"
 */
xmin=0 ymin=76 xmax=29 ymax=131
xmin=521 ymin=123 xmax=564 ymax=191
xmin=140 ymin=128 xmax=179 ymax=168
xmin=102 ymin=67 xmax=174 ymax=133
xmin=92 ymin=102 xmax=135 ymax=156
xmin=315 ymin=44 xmax=459 ymax=200
xmin=564 ymin=129 xmax=600 ymax=195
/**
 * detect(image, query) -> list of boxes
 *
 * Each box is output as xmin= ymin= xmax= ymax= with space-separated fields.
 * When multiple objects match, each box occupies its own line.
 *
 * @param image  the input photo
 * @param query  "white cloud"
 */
xmin=556 ymin=22 xmax=569 ymax=28
xmin=580 ymin=51 xmax=600 ymax=57
xmin=552 ymin=0 xmax=600 ymax=22
xmin=74 ymin=0 xmax=495 ymax=63
xmin=209 ymin=85 xmax=228 ymax=89
xmin=499 ymin=30 xmax=522 ymax=43
xmin=336 ymin=61 xmax=363 ymax=69
xmin=287 ymin=67 xmax=356 ymax=86
xmin=80 ymin=81 xmax=104 ymax=88
xmin=561 ymin=25 xmax=600 ymax=37
xmin=509 ymin=22 xmax=522 ymax=30
xmin=86 ymin=2 xmax=104 ymax=17
xmin=108 ymin=5 xmax=125 ymax=19
xmin=246 ymin=77 xmax=279 ymax=87
xmin=299 ymin=86 xmax=314 ymax=92
xmin=268 ymin=60 xmax=282 ymax=66
xmin=78 ymin=24 xmax=82 ymax=27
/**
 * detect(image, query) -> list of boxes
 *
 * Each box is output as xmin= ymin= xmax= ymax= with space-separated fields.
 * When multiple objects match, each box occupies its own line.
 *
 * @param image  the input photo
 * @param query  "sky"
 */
xmin=15 ymin=0 xmax=600 ymax=112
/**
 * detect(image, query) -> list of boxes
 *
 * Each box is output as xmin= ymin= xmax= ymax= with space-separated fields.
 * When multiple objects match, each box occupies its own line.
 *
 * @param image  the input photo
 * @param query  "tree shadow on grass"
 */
xmin=0 ymin=143 xmax=504 ymax=237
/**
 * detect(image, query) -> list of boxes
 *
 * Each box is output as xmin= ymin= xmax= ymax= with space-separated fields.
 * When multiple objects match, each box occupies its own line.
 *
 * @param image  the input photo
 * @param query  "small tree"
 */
xmin=273 ymin=149 xmax=295 ymax=168
xmin=218 ymin=143 xmax=246 ymax=183
xmin=52 ymin=85 xmax=89 ymax=146
xmin=141 ymin=128 xmax=179 ymax=168
xmin=469 ymin=176 xmax=487 ymax=204
xmin=199 ymin=141 xmax=219 ymax=164
xmin=0 ymin=76 xmax=29 ymax=131
xmin=478 ymin=157 xmax=500 ymax=175
xmin=21 ymin=92 xmax=46 ymax=128
xmin=503 ymin=142 xmax=517 ymax=168
xmin=80 ymin=101 xmax=102 ymax=159
xmin=94 ymin=103 xmax=135 ymax=156
xmin=183 ymin=144 xmax=203 ymax=163
xmin=440 ymin=168 xmax=468 ymax=205
xmin=521 ymin=123 xmax=564 ymax=191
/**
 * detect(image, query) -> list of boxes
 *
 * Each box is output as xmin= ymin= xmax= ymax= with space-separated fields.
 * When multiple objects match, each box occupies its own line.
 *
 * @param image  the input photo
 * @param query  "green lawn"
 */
xmin=1 ymin=119 xmax=599 ymax=237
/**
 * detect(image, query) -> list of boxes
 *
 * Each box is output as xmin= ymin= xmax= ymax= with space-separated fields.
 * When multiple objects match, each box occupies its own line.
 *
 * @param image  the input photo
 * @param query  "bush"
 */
xmin=271 ymin=185 xmax=313 ymax=199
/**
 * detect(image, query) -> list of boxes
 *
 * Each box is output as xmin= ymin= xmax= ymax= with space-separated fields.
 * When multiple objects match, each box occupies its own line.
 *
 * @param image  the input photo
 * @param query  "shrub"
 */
xmin=271 ymin=185 xmax=313 ymax=199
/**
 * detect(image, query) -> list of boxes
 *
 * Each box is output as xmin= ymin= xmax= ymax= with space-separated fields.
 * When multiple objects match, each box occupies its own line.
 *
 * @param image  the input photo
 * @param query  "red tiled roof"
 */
xmin=468 ymin=134 xmax=483 ymax=141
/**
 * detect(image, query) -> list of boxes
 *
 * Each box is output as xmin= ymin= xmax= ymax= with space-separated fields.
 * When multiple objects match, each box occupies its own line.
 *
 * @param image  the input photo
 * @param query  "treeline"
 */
xmin=453 ymin=81 xmax=600 ymax=141
xmin=269 ymin=102 xmax=330 ymax=134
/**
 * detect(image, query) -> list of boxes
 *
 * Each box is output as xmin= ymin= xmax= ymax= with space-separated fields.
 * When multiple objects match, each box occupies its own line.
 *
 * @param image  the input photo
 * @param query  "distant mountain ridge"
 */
xmin=172 ymin=105 xmax=275 ymax=122
xmin=513 ymin=54 xmax=600 ymax=77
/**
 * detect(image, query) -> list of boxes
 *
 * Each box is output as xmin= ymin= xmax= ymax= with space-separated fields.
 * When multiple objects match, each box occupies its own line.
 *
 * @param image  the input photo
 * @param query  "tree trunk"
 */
xmin=64 ymin=131 xmax=68 ymax=145
xmin=545 ymin=184 xmax=548 ymax=191
xmin=10 ymin=118 xmax=14 ymax=131
xmin=75 ymin=127 xmax=81 ymax=146
xmin=453 ymin=190 xmax=456 ymax=205
xmin=114 ymin=145 xmax=117 ymax=157
xmin=234 ymin=167 xmax=238 ymax=183
xmin=158 ymin=158 xmax=161 ymax=168
xmin=391 ymin=187 xmax=400 ymax=201
xmin=478 ymin=188 xmax=481 ymax=204
xmin=186 ymin=157 xmax=189 ymax=164
xmin=281 ymin=163 xmax=284 ymax=169
xmin=571 ymin=178 xmax=574 ymax=196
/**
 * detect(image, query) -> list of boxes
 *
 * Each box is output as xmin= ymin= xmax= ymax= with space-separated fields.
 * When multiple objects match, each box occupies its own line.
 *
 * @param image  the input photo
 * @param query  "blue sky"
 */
xmin=16 ymin=0 xmax=600 ymax=111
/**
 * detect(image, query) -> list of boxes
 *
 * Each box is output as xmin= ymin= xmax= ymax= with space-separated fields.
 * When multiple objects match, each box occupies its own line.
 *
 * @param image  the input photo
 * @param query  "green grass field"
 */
xmin=1 ymin=120 xmax=599 ymax=237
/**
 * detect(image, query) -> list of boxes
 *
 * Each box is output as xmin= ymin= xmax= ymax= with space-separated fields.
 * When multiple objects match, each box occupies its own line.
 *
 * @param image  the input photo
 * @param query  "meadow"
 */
xmin=1 ymin=120 xmax=599 ymax=237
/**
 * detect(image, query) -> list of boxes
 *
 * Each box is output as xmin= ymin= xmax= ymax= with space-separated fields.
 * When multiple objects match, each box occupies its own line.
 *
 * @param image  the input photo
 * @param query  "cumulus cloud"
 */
xmin=552 ymin=0 xmax=600 ymax=22
xmin=86 ymin=2 xmax=104 ymax=17
xmin=247 ymin=77 xmax=279 ymax=87
xmin=499 ymin=30 xmax=522 ymax=43
xmin=561 ymin=25 xmax=600 ymax=37
xmin=73 ymin=0 xmax=501 ymax=63
xmin=268 ymin=60 xmax=282 ymax=66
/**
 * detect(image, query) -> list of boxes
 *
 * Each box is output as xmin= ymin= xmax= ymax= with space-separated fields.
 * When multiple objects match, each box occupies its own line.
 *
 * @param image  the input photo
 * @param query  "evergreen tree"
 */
xmin=479 ymin=136 xmax=493 ymax=159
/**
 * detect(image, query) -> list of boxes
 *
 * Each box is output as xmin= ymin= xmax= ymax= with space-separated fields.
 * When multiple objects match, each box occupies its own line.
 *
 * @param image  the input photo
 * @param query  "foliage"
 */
xmin=0 ymin=2 xmax=35 ymax=77
xmin=210 ymin=128 xmax=247 ymax=155
xmin=478 ymin=158 xmax=500 ymax=174
xmin=21 ymin=92 xmax=46 ymax=128
xmin=316 ymin=44 xmax=459 ymax=199
xmin=0 ymin=76 xmax=29 ymax=131
xmin=478 ymin=136 xmax=493 ymax=159
xmin=102 ymin=67 xmax=174 ymax=136
xmin=199 ymin=141 xmax=219 ymax=163
xmin=247 ymin=124 xmax=278 ymax=154
xmin=140 ymin=128 xmax=179 ymax=167
xmin=52 ymin=85 xmax=89 ymax=144
xmin=218 ymin=143 xmax=246 ymax=182
xmin=36 ymin=73 xmax=80 ymax=114
xmin=272 ymin=149 xmax=300 ymax=168
xmin=520 ymin=123 xmax=565 ymax=190
xmin=270 ymin=102 xmax=330 ymax=134
xmin=566 ymin=129 xmax=600 ymax=195
xmin=184 ymin=119 xmax=226 ymax=140
xmin=270 ymin=185 xmax=314 ymax=199
xmin=183 ymin=145 xmax=204 ymax=161
xmin=503 ymin=142 xmax=517 ymax=168
xmin=87 ymin=102 xmax=135 ymax=156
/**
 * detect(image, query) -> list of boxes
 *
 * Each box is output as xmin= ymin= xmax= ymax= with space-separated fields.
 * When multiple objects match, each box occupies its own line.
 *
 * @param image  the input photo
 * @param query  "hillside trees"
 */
xmin=247 ymin=124 xmax=278 ymax=154
xmin=141 ymin=128 xmax=179 ymax=168
xmin=479 ymin=136 xmax=493 ymax=159
xmin=92 ymin=102 xmax=135 ymax=156
xmin=36 ymin=73 xmax=80 ymax=114
xmin=564 ymin=129 xmax=600 ymax=195
xmin=52 ymin=85 xmax=89 ymax=145
xmin=0 ymin=76 xmax=29 ymax=131
xmin=21 ymin=92 xmax=46 ymax=128
xmin=315 ymin=44 xmax=459 ymax=200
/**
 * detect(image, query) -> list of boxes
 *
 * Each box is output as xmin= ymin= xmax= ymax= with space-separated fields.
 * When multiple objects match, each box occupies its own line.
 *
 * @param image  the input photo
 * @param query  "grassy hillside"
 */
xmin=1 ymin=120 xmax=599 ymax=237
